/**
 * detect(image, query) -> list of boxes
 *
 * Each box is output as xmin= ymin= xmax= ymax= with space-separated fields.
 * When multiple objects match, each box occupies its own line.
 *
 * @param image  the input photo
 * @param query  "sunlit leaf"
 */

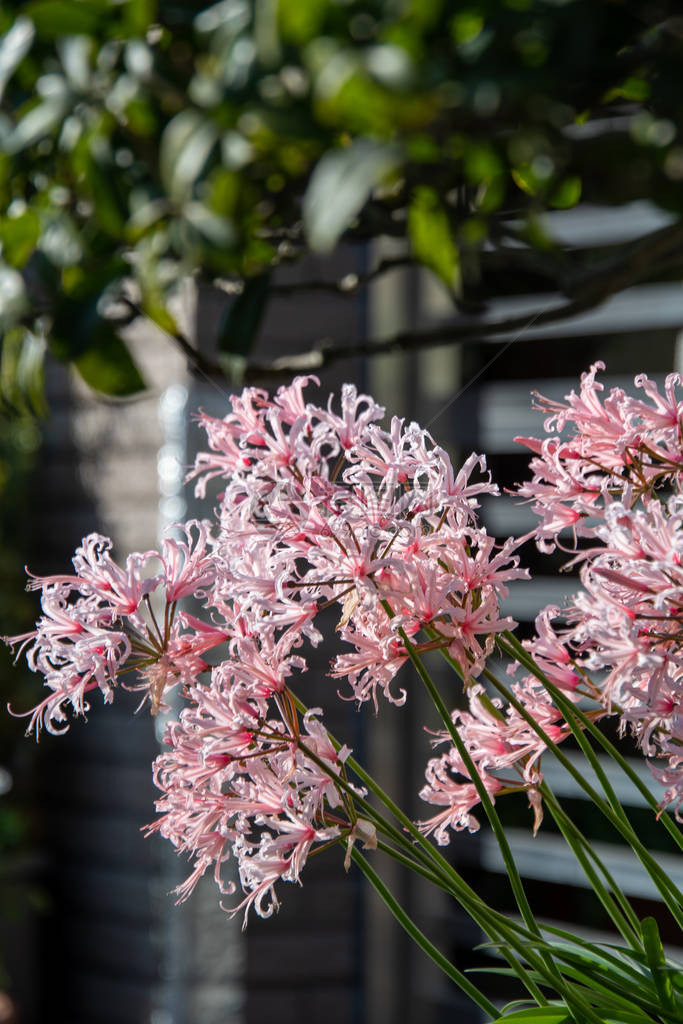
xmin=604 ymin=76 xmax=650 ymax=103
xmin=0 ymin=265 xmax=27 ymax=325
xmin=37 ymin=213 xmax=83 ymax=268
xmin=183 ymin=201 xmax=235 ymax=248
xmin=0 ymin=16 xmax=35 ymax=102
xmin=278 ymin=0 xmax=327 ymax=45
xmin=550 ymin=176 xmax=581 ymax=209
xmin=57 ymin=35 xmax=92 ymax=92
xmin=303 ymin=139 xmax=401 ymax=252
xmin=160 ymin=109 xmax=218 ymax=204
xmin=4 ymin=98 xmax=67 ymax=153
xmin=408 ymin=185 xmax=459 ymax=289
xmin=511 ymin=163 xmax=541 ymax=196
xmin=0 ymin=210 xmax=40 ymax=268
xmin=0 ymin=326 xmax=46 ymax=415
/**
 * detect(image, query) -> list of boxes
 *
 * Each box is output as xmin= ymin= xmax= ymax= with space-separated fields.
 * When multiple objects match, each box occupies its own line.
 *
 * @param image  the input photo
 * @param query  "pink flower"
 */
xmin=160 ymin=520 xmax=216 ymax=602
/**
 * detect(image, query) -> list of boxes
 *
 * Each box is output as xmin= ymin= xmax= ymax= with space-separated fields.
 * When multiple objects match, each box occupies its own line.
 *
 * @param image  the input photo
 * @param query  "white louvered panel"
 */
xmin=541 ymin=755 xmax=671 ymax=810
xmin=482 ymin=830 xmax=683 ymax=903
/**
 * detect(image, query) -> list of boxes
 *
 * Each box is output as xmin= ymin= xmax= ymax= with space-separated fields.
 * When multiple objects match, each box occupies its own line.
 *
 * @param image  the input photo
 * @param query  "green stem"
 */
xmin=540 ymin=783 xmax=643 ymax=949
xmin=424 ymin=635 xmax=642 ymax=941
xmin=396 ymin=627 xmax=564 ymax=996
xmin=351 ymin=848 xmax=500 ymax=1019
xmin=503 ymin=630 xmax=683 ymax=855
xmin=372 ymin=838 xmax=559 ymax=1008
xmin=291 ymin=692 xmax=568 ymax=1000
xmin=291 ymin=690 xmax=605 ymax=1015
xmin=493 ymin=637 xmax=683 ymax=926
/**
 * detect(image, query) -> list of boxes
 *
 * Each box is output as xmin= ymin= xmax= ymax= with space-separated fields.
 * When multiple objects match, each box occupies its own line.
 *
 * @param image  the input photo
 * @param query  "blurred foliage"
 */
xmin=0 ymin=406 xmax=40 ymax=827
xmin=0 ymin=0 xmax=682 ymax=398
xmin=0 ymin=406 xmax=41 ymax=988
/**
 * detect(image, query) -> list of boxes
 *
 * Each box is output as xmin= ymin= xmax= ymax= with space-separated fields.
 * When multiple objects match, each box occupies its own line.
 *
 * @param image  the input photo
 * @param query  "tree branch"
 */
xmin=147 ymin=217 xmax=683 ymax=386
xmin=268 ymin=255 xmax=414 ymax=297
xmin=241 ymin=217 xmax=683 ymax=382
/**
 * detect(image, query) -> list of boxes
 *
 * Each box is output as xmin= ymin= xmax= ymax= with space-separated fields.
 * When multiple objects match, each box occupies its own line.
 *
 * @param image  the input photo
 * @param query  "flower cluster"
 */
xmin=6 ymin=376 xmax=528 ymax=915
xmin=420 ymin=364 xmax=683 ymax=839
xmin=4 ymin=525 xmax=223 ymax=734
xmin=516 ymin=363 xmax=683 ymax=814
xmin=6 ymin=366 xmax=681 ymax=918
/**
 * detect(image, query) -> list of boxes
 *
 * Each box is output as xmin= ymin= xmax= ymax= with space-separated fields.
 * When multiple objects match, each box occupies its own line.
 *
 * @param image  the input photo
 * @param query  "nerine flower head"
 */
xmin=6 ymin=375 xmax=533 ymax=917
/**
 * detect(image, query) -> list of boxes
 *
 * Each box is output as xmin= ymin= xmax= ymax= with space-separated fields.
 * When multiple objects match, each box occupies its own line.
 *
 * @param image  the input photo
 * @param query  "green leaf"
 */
xmin=57 ymin=34 xmax=92 ymax=92
xmin=408 ymin=185 xmax=459 ymax=289
xmin=278 ymin=0 xmax=327 ymax=45
xmin=81 ymin=150 xmax=126 ymax=237
xmin=49 ymin=265 xmax=146 ymax=398
xmin=0 ymin=210 xmax=40 ymax=268
xmin=125 ymin=0 xmax=158 ymax=36
xmin=48 ymin=274 xmax=145 ymax=397
xmin=550 ymin=176 xmax=582 ymax=210
xmin=183 ymin=202 xmax=235 ymax=249
xmin=0 ymin=16 xmax=35 ymax=102
xmin=23 ymin=1 xmax=103 ymax=38
xmin=604 ymin=76 xmax=650 ymax=104
xmin=218 ymin=273 xmax=271 ymax=357
xmin=143 ymin=299 xmax=177 ymax=337
xmin=0 ymin=325 xmax=46 ymax=415
xmin=601 ymin=1015 xmax=664 ymax=1024
xmin=160 ymin=109 xmax=218 ymax=204
xmin=4 ymin=98 xmax=67 ymax=153
xmin=511 ymin=163 xmax=542 ymax=197
xmin=303 ymin=139 xmax=401 ymax=253
xmin=74 ymin=330 xmax=145 ymax=396
xmin=642 ymin=917 xmax=675 ymax=1010
xmin=451 ymin=10 xmax=484 ymax=47
xmin=490 ymin=1009 xmax=570 ymax=1024
xmin=135 ymin=236 xmax=179 ymax=336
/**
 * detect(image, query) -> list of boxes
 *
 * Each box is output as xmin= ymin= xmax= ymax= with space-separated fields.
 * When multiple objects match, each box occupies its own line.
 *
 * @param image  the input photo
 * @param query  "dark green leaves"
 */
xmin=217 ymin=273 xmax=271 ymax=358
xmin=73 ymin=331 xmax=145 ymax=396
xmin=23 ymin=1 xmax=104 ymax=38
xmin=482 ymin=926 xmax=683 ymax=1024
xmin=0 ymin=0 xmax=681 ymax=410
xmin=49 ymin=267 xmax=145 ymax=396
